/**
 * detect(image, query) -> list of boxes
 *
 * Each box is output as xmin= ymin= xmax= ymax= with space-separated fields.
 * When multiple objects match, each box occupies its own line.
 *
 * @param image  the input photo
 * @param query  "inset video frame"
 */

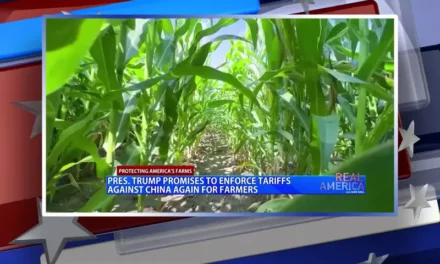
xmin=42 ymin=15 xmax=398 ymax=216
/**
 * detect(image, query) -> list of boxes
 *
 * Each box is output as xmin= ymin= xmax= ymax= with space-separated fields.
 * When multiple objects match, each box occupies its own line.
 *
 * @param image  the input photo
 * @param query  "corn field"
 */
xmin=45 ymin=17 xmax=395 ymax=213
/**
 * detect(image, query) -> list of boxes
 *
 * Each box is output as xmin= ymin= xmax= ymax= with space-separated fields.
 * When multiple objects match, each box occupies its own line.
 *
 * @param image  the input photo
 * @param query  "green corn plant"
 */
xmin=45 ymin=17 xmax=395 ymax=213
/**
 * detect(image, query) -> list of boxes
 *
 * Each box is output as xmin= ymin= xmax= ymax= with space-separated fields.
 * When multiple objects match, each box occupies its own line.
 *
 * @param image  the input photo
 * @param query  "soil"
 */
xmin=142 ymin=132 xmax=270 ymax=213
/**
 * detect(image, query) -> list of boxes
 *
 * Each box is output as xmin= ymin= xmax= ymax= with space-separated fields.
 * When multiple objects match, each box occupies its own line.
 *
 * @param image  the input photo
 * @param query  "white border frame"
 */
xmin=42 ymin=14 xmax=399 ymax=217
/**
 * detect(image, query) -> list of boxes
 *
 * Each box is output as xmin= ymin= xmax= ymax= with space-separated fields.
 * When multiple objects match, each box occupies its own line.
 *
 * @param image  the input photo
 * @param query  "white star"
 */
xmin=398 ymin=120 xmax=420 ymax=158
xmin=10 ymin=199 xmax=96 ymax=264
xmin=295 ymin=0 xmax=315 ymax=14
xmin=12 ymin=101 xmax=42 ymax=138
xmin=358 ymin=253 xmax=389 ymax=264
xmin=404 ymin=184 xmax=431 ymax=222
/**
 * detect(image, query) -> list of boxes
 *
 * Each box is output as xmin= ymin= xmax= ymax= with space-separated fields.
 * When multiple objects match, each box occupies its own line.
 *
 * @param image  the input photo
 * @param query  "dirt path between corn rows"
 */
xmin=158 ymin=132 xmax=269 ymax=213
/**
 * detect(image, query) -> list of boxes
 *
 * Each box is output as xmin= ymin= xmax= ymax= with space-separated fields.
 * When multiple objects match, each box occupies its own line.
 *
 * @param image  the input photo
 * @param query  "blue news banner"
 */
xmin=105 ymin=175 xmax=366 ymax=195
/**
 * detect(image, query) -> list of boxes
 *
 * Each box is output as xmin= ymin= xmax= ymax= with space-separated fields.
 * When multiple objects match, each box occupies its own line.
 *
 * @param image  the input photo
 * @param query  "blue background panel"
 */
xmin=3 ymin=223 xmax=440 ymax=263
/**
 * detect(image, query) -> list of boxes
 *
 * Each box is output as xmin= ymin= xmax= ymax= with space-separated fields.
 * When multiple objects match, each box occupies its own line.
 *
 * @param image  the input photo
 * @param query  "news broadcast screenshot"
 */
xmin=43 ymin=16 xmax=397 ymax=216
